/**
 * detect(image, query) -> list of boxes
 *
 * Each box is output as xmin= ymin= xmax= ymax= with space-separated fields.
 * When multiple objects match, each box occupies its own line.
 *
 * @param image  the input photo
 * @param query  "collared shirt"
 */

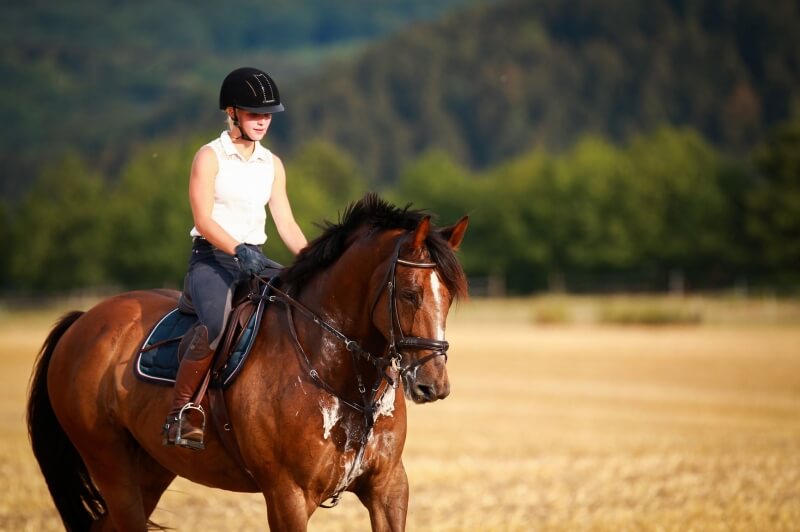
xmin=190 ymin=131 xmax=275 ymax=245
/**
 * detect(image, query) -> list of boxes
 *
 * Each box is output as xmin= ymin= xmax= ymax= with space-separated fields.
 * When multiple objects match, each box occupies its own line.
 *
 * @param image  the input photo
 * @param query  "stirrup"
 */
xmin=162 ymin=403 xmax=206 ymax=451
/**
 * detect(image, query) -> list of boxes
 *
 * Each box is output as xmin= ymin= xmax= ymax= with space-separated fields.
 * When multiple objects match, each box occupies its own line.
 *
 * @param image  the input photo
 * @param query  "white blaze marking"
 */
xmin=320 ymin=397 xmax=341 ymax=440
xmin=429 ymin=271 xmax=446 ymax=340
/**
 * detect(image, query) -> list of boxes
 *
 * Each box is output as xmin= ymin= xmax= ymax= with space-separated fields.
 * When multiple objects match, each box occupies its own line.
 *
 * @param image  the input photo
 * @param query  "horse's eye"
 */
xmin=399 ymin=289 xmax=422 ymax=307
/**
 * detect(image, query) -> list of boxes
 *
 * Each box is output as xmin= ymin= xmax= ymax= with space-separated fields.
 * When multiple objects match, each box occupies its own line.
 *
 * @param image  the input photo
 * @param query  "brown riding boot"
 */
xmin=162 ymin=324 xmax=215 ymax=450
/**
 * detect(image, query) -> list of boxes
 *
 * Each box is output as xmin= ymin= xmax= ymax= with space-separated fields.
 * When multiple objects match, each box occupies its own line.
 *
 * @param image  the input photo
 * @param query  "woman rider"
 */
xmin=163 ymin=67 xmax=308 ymax=449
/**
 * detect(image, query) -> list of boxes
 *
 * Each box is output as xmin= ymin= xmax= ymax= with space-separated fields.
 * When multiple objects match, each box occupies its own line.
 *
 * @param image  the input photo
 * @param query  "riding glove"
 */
xmin=234 ymin=244 xmax=270 ymax=276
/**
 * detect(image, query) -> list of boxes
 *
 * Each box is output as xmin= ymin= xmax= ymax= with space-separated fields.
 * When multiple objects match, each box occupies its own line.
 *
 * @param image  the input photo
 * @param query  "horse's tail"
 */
xmin=27 ymin=310 xmax=108 ymax=530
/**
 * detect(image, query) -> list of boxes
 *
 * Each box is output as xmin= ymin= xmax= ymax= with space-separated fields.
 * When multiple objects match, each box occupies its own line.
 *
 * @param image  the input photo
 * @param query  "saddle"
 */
xmin=178 ymin=272 xmax=276 ymax=387
xmin=136 ymin=263 xmax=282 ymax=388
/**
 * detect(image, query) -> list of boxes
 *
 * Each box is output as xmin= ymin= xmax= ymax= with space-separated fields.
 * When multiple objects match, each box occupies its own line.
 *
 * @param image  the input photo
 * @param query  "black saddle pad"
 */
xmin=135 ymin=283 xmax=269 ymax=388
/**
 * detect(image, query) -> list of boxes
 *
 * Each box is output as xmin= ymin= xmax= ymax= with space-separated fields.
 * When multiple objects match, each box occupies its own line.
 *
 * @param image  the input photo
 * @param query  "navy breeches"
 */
xmin=183 ymin=239 xmax=257 ymax=349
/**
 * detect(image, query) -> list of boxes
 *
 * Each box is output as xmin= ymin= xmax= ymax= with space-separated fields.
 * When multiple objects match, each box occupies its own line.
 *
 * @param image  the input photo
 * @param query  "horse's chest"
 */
xmin=316 ymin=395 xmax=369 ymax=452
xmin=309 ymin=388 xmax=401 ymax=489
xmin=316 ymin=386 xmax=397 ymax=447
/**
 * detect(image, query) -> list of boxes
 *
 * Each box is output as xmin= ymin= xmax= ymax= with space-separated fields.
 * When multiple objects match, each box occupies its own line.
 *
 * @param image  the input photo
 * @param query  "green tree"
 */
xmin=390 ymin=150 xmax=530 ymax=286
xmin=475 ymin=150 xmax=556 ymax=292
xmin=10 ymin=154 xmax=111 ymax=292
xmin=106 ymin=140 xmax=197 ymax=289
xmin=385 ymin=128 xmax=747 ymax=293
xmin=289 ymin=140 xmax=367 ymax=212
xmin=550 ymin=137 xmax=643 ymax=272
xmin=626 ymin=128 xmax=730 ymax=275
xmin=473 ymin=140 xmax=644 ymax=292
xmin=389 ymin=150 xmax=473 ymax=222
xmin=0 ymin=201 xmax=9 ymax=288
xmin=746 ymin=119 xmax=800 ymax=277
xmin=266 ymin=140 xmax=368 ymax=264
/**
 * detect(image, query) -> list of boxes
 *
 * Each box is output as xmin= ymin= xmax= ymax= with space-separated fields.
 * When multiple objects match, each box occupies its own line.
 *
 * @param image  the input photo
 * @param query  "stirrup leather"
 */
xmin=162 ymin=402 xmax=206 ymax=450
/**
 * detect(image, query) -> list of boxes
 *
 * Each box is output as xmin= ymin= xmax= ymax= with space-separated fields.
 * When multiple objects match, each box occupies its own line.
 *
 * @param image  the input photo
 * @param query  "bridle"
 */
xmin=372 ymin=233 xmax=450 ymax=378
xmin=260 ymin=231 xmax=450 ymax=400
xmin=254 ymin=230 xmax=451 ymax=506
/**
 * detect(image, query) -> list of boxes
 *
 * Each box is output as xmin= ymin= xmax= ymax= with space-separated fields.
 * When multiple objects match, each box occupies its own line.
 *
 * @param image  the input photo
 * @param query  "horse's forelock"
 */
xmin=425 ymin=232 xmax=468 ymax=301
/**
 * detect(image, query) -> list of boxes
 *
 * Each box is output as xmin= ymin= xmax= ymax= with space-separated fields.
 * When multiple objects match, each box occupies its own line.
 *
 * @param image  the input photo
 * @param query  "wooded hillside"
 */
xmin=2 ymin=0 xmax=798 ymax=294
xmin=0 ymin=0 xmax=484 ymax=196
xmin=3 ymin=0 xmax=799 ymax=195
xmin=276 ymin=0 xmax=800 ymax=181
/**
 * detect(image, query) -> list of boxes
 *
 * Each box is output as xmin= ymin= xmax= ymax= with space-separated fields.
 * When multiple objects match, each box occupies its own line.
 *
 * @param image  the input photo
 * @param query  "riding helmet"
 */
xmin=219 ymin=67 xmax=285 ymax=113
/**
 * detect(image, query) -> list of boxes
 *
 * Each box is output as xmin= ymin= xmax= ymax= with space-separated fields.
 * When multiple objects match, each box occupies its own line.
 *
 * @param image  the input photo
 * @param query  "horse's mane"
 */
xmin=283 ymin=193 xmax=467 ymax=299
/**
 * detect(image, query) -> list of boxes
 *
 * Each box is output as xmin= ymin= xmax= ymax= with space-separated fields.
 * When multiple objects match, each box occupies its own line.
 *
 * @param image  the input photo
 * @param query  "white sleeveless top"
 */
xmin=190 ymin=131 xmax=275 ymax=245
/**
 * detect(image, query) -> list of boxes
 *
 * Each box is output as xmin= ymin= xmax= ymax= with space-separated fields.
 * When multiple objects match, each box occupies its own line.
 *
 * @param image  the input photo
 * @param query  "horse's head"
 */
xmin=283 ymin=194 xmax=468 ymax=405
xmin=371 ymin=215 xmax=469 ymax=404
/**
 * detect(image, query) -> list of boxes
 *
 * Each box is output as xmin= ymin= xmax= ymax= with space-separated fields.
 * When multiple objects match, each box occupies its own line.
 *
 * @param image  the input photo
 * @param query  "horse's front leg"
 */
xmin=356 ymin=461 xmax=409 ymax=532
xmin=263 ymin=475 xmax=316 ymax=531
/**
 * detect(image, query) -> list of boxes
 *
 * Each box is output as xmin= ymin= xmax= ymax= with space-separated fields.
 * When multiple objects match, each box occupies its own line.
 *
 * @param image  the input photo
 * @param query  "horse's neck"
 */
xmin=289 ymin=257 xmax=387 ymax=389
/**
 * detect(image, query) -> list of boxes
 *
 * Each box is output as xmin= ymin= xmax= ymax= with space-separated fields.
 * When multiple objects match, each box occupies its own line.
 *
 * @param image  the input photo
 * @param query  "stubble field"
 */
xmin=1 ymin=296 xmax=799 ymax=531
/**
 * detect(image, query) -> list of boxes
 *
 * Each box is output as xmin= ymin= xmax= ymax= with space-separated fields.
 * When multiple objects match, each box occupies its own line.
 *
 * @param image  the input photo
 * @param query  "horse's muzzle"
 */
xmin=403 ymin=372 xmax=450 ymax=403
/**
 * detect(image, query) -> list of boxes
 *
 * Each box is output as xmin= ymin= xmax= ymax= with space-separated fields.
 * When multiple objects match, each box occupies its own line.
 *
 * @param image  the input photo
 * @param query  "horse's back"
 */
xmin=54 ymin=289 xmax=180 ymax=366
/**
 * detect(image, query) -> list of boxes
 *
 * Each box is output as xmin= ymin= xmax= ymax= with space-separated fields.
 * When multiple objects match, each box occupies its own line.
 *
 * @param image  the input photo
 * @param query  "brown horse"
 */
xmin=27 ymin=194 xmax=468 ymax=531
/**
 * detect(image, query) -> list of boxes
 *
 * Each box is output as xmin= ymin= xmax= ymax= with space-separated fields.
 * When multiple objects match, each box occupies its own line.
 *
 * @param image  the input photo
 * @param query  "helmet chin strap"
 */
xmin=231 ymin=109 xmax=255 ymax=143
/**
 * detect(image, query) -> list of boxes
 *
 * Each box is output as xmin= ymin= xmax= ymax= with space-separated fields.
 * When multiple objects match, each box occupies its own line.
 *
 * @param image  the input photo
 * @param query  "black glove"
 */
xmin=234 ymin=244 xmax=269 ymax=276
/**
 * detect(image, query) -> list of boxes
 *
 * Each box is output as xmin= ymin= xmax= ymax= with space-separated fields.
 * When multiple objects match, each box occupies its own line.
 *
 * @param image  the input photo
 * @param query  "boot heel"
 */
xmin=175 ymin=437 xmax=206 ymax=451
xmin=162 ymin=404 xmax=207 ymax=450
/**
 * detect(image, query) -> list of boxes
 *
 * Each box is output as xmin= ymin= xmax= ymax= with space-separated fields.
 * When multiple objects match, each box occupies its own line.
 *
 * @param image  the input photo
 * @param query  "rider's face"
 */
xmin=229 ymin=108 xmax=272 ymax=140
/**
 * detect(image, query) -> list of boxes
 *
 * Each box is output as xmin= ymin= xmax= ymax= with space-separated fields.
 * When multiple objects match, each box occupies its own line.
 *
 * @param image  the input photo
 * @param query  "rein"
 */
xmin=253 ymin=232 xmax=450 ymax=507
xmin=264 ymin=282 xmax=394 ymax=413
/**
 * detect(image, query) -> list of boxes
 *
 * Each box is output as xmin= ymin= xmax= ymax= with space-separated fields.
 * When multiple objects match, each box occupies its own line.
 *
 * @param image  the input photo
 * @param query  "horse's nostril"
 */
xmin=415 ymin=384 xmax=435 ymax=401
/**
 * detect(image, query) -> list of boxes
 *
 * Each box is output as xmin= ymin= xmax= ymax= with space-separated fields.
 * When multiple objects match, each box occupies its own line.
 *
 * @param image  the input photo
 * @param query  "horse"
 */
xmin=27 ymin=193 xmax=468 ymax=531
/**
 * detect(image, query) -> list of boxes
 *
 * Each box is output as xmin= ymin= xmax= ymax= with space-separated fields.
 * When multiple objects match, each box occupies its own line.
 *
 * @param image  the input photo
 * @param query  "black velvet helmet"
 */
xmin=219 ymin=67 xmax=284 ymax=113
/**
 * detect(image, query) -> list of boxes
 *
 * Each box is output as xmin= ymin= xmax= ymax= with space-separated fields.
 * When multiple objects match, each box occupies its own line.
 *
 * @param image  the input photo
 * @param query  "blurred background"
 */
xmin=2 ymin=1 xmax=800 ymax=530
xmin=1 ymin=0 xmax=798 ymax=297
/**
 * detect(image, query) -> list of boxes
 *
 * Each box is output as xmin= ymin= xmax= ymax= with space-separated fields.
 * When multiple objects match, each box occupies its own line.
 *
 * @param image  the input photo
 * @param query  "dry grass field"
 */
xmin=1 ymin=295 xmax=799 ymax=531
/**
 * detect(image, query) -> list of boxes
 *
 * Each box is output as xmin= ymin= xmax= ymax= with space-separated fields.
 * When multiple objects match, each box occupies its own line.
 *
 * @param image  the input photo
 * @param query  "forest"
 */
xmin=0 ymin=0 xmax=485 ymax=197
xmin=1 ymin=0 xmax=798 ymax=295
xmin=3 ymin=120 xmax=797 ymax=295
xmin=275 ymin=0 xmax=800 ymax=181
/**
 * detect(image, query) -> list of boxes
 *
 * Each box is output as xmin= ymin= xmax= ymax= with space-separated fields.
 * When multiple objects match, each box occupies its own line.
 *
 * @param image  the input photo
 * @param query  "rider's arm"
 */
xmin=268 ymin=154 xmax=308 ymax=256
xmin=189 ymin=146 xmax=241 ymax=255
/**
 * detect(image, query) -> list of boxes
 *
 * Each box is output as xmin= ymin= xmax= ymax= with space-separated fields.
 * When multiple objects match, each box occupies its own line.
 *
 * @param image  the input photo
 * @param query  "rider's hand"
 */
xmin=234 ymin=244 xmax=269 ymax=276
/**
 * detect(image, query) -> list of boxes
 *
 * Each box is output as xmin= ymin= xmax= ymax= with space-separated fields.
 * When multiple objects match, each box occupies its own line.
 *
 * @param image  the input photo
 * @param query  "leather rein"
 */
xmin=253 ymin=232 xmax=450 ymax=506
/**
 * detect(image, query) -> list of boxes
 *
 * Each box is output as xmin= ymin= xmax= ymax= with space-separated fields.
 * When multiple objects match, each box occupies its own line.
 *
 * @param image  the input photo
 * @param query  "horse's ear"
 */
xmin=411 ymin=216 xmax=432 ymax=249
xmin=440 ymin=216 xmax=469 ymax=250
